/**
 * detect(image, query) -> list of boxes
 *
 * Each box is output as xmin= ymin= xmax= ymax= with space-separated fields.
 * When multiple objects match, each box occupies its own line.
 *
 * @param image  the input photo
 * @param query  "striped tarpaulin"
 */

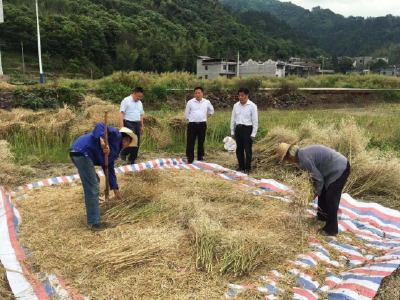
xmin=2 ymin=158 xmax=400 ymax=299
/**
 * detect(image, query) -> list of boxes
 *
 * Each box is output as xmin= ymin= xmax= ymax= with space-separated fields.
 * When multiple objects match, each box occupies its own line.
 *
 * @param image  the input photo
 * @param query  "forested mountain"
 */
xmin=220 ymin=0 xmax=400 ymax=64
xmin=0 ymin=0 xmax=322 ymax=76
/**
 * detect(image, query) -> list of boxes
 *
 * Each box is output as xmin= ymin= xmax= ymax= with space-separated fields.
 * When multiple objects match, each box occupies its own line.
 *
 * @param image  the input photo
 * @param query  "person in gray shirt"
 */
xmin=277 ymin=143 xmax=351 ymax=236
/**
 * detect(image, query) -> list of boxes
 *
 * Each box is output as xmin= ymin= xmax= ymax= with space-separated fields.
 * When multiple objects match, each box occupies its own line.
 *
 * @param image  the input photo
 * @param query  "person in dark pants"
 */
xmin=70 ymin=124 xmax=137 ymax=231
xmin=277 ymin=143 xmax=351 ymax=236
xmin=230 ymin=87 xmax=258 ymax=174
xmin=119 ymin=87 xmax=145 ymax=165
xmin=185 ymin=87 xmax=214 ymax=163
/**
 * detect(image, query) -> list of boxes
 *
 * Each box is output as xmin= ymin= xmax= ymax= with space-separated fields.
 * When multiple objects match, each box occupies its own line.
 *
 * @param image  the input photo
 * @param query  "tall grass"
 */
xmin=2 ymin=104 xmax=400 ymax=165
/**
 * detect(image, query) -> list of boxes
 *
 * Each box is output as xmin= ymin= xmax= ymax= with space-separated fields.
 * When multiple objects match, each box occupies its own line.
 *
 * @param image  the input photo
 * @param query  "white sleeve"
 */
xmin=120 ymin=99 xmax=126 ymax=113
xmin=185 ymin=101 xmax=191 ymax=120
xmin=208 ymin=101 xmax=214 ymax=115
xmin=251 ymin=104 xmax=258 ymax=137
xmin=230 ymin=106 xmax=236 ymax=135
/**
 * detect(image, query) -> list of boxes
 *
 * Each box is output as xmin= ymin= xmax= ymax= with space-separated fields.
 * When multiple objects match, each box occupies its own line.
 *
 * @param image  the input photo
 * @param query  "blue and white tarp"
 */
xmin=1 ymin=158 xmax=399 ymax=299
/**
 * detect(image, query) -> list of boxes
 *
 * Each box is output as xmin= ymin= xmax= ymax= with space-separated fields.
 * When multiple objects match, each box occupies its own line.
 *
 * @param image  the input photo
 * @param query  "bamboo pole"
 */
xmin=104 ymin=112 xmax=110 ymax=201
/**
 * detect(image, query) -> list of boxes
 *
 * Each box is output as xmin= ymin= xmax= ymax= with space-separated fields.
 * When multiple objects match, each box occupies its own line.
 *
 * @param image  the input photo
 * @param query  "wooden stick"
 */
xmin=104 ymin=112 xmax=110 ymax=202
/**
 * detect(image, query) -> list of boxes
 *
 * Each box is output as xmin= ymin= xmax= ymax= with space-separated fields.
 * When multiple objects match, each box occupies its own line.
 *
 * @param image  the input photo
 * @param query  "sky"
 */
xmin=280 ymin=0 xmax=400 ymax=17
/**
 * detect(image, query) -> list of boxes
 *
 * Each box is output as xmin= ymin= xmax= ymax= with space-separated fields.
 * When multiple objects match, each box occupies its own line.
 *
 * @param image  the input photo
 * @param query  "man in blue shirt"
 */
xmin=70 ymin=123 xmax=137 ymax=231
xmin=119 ymin=87 xmax=145 ymax=165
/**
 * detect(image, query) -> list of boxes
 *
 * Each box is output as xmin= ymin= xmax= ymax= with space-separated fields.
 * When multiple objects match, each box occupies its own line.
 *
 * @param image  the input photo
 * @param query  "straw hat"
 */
xmin=276 ymin=142 xmax=297 ymax=162
xmin=119 ymin=127 xmax=138 ymax=147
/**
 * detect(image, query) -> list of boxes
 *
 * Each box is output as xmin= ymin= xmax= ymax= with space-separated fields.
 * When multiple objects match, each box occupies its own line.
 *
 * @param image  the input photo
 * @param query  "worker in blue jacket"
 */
xmin=70 ymin=123 xmax=137 ymax=231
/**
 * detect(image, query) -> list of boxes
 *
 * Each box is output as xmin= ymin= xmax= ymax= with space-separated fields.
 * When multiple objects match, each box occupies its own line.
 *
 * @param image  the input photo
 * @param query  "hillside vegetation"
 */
xmin=1 ymin=0 xmax=321 ymax=77
xmin=220 ymin=0 xmax=400 ymax=64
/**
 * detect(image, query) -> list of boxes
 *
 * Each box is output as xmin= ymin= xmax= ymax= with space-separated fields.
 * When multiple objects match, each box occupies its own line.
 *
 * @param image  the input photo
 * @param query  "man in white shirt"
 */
xmin=230 ymin=87 xmax=258 ymax=174
xmin=185 ymin=87 xmax=214 ymax=164
xmin=119 ymin=87 xmax=145 ymax=165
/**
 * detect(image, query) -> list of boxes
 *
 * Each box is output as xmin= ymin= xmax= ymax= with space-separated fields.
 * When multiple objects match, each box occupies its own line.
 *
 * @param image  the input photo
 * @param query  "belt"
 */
xmin=124 ymin=120 xmax=140 ymax=124
xmin=69 ymin=150 xmax=84 ymax=157
xmin=189 ymin=122 xmax=206 ymax=125
xmin=236 ymin=124 xmax=252 ymax=127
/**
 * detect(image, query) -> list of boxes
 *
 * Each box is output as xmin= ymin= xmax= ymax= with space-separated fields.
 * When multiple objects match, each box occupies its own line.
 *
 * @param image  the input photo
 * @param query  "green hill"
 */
xmin=220 ymin=0 xmax=400 ymax=64
xmin=0 ymin=0 xmax=322 ymax=77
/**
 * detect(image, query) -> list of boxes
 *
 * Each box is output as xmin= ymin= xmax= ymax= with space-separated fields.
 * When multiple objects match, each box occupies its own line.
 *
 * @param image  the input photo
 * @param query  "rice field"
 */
xmin=1 ymin=98 xmax=400 ymax=166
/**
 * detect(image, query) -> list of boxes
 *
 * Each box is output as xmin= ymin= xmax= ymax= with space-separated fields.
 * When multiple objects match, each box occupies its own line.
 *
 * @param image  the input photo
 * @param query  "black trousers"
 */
xmin=186 ymin=122 xmax=207 ymax=162
xmin=317 ymin=162 xmax=351 ymax=235
xmin=120 ymin=120 xmax=141 ymax=163
xmin=235 ymin=125 xmax=253 ymax=170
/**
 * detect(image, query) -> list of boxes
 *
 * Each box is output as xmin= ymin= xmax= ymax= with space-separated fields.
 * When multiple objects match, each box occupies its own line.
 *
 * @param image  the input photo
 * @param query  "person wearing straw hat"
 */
xmin=277 ymin=143 xmax=351 ymax=236
xmin=70 ymin=124 xmax=137 ymax=231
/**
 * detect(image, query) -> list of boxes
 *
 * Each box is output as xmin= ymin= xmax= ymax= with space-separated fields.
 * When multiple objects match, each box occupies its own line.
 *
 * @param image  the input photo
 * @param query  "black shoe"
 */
xmin=197 ymin=157 xmax=204 ymax=162
xmin=244 ymin=169 xmax=250 ymax=174
xmin=91 ymin=222 xmax=117 ymax=232
xmin=236 ymin=168 xmax=245 ymax=172
xmin=187 ymin=159 xmax=194 ymax=164
xmin=128 ymin=160 xmax=135 ymax=165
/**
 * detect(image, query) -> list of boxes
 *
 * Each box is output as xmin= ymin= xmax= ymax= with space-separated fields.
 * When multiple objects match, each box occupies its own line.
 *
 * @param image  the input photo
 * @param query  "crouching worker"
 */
xmin=277 ymin=143 xmax=351 ymax=236
xmin=70 ymin=123 xmax=137 ymax=231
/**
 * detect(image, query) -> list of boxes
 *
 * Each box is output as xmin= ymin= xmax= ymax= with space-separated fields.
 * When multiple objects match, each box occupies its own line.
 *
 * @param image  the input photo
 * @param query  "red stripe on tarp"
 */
xmin=151 ymin=160 xmax=158 ymax=168
xmin=23 ymin=185 xmax=29 ymax=191
xmin=240 ymin=285 xmax=255 ymax=289
xmin=61 ymin=176 xmax=69 ymax=183
xmin=123 ymin=166 xmax=130 ymax=173
xmin=339 ymin=208 xmax=400 ymax=235
xmin=341 ymin=197 xmax=400 ymax=223
xmin=196 ymin=162 xmax=215 ymax=170
xmin=335 ymin=283 xmax=376 ymax=298
xmin=1 ymin=189 xmax=50 ymax=299
xmin=293 ymin=287 xmax=317 ymax=300
xmin=42 ymin=179 xmax=50 ymax=186
xmin=338 ymin=221 xmax=379 ymax=240
xmin=350 ymin=269 xmax=393 ymax=276
xmin=324 ymin=280 xmax=340 ymax=288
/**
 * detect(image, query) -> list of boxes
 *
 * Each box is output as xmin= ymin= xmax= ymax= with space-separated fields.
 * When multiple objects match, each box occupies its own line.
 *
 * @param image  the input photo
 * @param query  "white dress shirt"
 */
xmin=230 ymin=99 xmax=259 ymax=137
xmin=185 ymin=98 xmax=214 ymax=122
xmin=120 ymin=96 xmax=145 ymax=122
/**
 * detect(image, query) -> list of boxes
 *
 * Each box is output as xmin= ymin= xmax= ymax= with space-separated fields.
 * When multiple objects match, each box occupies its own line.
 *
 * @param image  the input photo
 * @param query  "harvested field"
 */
xmin=17 ymin=169 xmax=316 ymax=299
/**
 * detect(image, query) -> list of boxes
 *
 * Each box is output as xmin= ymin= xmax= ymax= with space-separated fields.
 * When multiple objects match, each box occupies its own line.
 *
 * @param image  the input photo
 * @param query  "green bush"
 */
xmin=99 ymin=81 xmax=132 ymax=103
xmin=69 ymin=82 xmax=89 ymax=89
xmin=144 ymin=85 xmax=169 ymax=110
xmin=13 ymin=87 xmax=84 ymax=110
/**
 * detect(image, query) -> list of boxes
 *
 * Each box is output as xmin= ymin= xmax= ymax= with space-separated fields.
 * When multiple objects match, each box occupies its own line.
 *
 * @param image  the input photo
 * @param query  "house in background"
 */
xmin=239 ymin=59 xmax=286 ymax=78
xmin=380 ymin=66 xmax=399 ymax=76
xmin=374 ymin=57 xmax=389 ymax=63
xmin=353 ymin=56 xmax=373 ymax=69
xmin=196 ymin=56 xmax=331 ymax=79
xmin=196 ymin=56 xmax=237 ymax=80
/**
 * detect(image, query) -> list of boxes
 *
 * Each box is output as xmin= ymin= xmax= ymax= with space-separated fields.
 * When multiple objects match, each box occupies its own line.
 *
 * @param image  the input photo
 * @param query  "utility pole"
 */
xmin=35 ymin=0 xmax=44 ymax=84
xmin=0 ymin=0 xmax=4 ymax=76
xmin=236 ymin=50 xmax=240 ymax=77
xmin=21 ymin=41 xmax=25 ymax=82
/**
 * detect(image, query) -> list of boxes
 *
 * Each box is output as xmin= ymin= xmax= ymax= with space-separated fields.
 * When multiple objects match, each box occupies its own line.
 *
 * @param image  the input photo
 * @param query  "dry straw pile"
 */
xmin=0 ymin=140 xmax=34 ymax=187
xmin=253 ymin=117 xmax=400 ymax=204
xmin=0 ymin=263 xmax=14 ymax=300
xmin=18 ymin=169 xmax=315 ymax=298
